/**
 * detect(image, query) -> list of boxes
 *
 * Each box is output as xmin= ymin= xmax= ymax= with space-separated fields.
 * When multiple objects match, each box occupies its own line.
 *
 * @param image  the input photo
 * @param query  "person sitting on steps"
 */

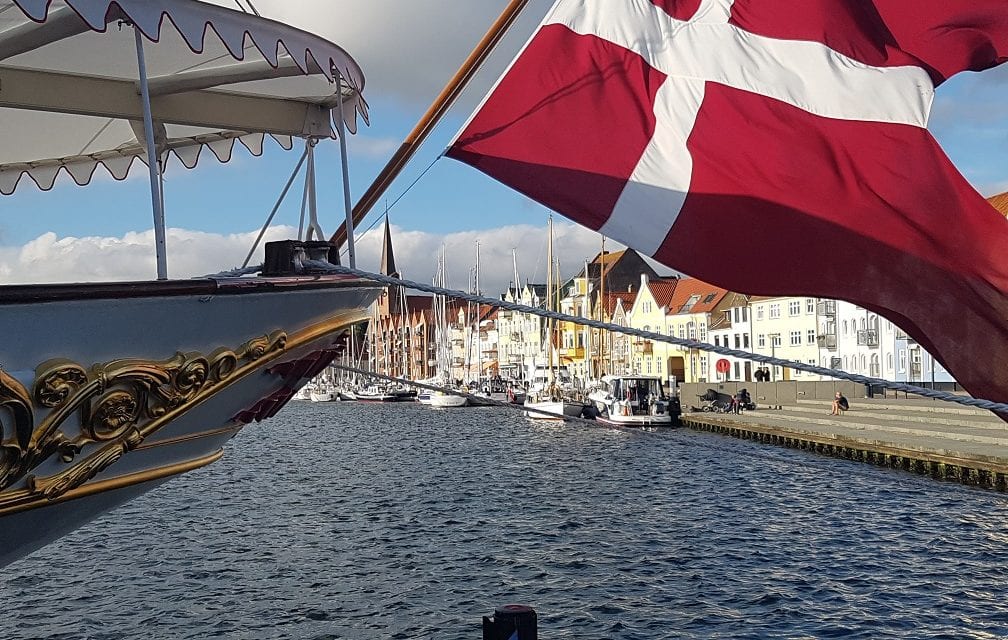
xmin=831 ymin=391 xmax=849 ymax=415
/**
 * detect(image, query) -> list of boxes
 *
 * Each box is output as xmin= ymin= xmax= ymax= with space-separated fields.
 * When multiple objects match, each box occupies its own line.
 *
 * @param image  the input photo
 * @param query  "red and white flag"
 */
xmin=448 ymin=0 xmax=1008 ymax=402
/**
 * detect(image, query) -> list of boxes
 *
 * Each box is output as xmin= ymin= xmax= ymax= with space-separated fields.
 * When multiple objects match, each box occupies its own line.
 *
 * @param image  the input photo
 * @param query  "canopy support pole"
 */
xmin=134 ymin=27 xmax=168 ymax=280
xmin=336 ymin=73 xmax=356 ymax=268
xmin=304 ymin=140 xmax=324 ymax=241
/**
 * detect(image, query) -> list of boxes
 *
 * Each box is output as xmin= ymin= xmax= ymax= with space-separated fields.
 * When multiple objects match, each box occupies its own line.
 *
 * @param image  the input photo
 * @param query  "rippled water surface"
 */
xmin=5 ymin=402 xmax=1008 ymax=639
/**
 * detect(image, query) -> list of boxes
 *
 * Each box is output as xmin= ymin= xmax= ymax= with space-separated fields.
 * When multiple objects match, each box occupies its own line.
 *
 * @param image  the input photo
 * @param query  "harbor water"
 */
xmin=5 ymin=402 xmax=1008 ymax=639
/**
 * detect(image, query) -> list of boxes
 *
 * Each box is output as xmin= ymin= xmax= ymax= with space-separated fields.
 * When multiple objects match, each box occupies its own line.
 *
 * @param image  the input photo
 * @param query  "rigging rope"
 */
xmin=340 ymin=154 xmax=443 ymax=259
xmin=303 ymin=260 xmax=1008 ymax=415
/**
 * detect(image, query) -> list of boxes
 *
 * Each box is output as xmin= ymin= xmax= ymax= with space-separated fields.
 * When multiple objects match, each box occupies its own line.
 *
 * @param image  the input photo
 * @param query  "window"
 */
xmin=678 ymin=325 xmax=686 ymax=338
xmin=789 ymin=300 xmax=800 ymax=316
xmin=733 ymin=307 xmax=740 ymax=323
xmin=899 ymin=349 xmax=907 ymax=372
xmin=860 ymin=317 xmax=867 ymax=331
xmin=758 ymin=334 xmax=766 ymax=348
xmin=807 ymin=329 xmax=816 ymax=344
xmin=688 ymin=324 xmax=697 ymax=340
xmin=658 ymin=359 xmax=662 ymax=372
xmin=734 ymin=334 xmax=741 ymax=348
xmin=887 ymin=353 xmax=893 ymax=369
xmin=702 ymin=293 xmax=717 ymax=303
xmin=806 ymin=298 xmax=815 ymax=313
xmin=790 ymin=331 xmax=801 ymax=346
xmin=679 ymin=294 xmax=701 ymax=313
xmin=715 ymin=335 xmax=721 ymax=347
xmin=842 ymin=320 xmax=848 ymax=336
xmin=699 ymin=324 xmax=707 ymax=341
xmin=772 ymin=334 xmax=782 ymax=347
xmin=734 ymin=362 xmax=741 ymax=378
xmin=647 ymin=359 xmax=652 ymax=373
xmin=743 ymin=334 xmax=750 ymax=348
xmin=699 ymin=356 xmax=707 ymax=373
xmin=769 ymin=303 xmax=780 ymax=319
xmin=740 ymin=307 xmax=748 ymax=322
xmin=756 ymin=306 xmax=764 ymax=320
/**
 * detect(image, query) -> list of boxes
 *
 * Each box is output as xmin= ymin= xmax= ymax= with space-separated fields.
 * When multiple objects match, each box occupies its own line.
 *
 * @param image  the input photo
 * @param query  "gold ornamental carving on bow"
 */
xmin=0 ymin=330 xmax=286 ymax=509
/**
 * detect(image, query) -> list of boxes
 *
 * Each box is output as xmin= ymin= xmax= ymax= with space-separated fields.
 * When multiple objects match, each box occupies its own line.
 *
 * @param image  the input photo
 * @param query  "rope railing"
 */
xmin=212 ymin=259 xmax=1008 ymax=415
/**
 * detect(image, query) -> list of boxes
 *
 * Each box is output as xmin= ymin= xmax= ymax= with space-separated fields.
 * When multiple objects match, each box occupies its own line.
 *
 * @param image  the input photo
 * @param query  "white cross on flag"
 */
xmin=448 ymin=0 xmax=1008 ymax=404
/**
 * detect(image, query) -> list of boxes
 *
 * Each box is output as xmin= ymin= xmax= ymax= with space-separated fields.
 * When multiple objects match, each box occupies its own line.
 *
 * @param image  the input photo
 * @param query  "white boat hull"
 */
xmin=0 ymin=275 xmax=380 ymax=568
xmin=430 ymin=392 xmax=468 ymax=408
xmin=523 ymin=399 xmax=584 ymax=420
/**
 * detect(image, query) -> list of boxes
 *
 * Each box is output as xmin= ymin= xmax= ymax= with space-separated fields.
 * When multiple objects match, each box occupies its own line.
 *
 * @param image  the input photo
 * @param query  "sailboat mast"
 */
xmin=584 ymin=258 xmax=591 ymax=381
xmin=547 ymin=216 xmax=555 ymax=385
xmin=475 ymin=240 xmax=481 ymax=382
xmin=330 ymin=0 xmax=533 ymax=249
xmin=599 ymin=234 xmax=606 ymax=376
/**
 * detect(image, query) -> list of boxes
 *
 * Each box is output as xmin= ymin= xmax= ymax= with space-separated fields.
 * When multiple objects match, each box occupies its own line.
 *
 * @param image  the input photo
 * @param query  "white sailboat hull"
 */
xmin=0 ymin=275 xmax=380 ymax=568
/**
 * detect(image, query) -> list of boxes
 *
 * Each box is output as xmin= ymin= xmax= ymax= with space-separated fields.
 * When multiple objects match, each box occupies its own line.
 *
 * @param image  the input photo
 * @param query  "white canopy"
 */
xmin=0 ymin=0 xmax=369 ymax=194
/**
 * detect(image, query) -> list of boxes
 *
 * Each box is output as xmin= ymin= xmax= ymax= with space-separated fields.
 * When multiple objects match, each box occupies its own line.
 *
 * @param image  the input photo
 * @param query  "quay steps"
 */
xmin=735 ymin=408 xmax=1008 ymax=447
xmin=795 ymin=397 xmax=991 ymax=417
xmin=681 ymin=408 xmax=1008 ymax=462
xmin=783 ymin=402 xmax=1003 ymax=430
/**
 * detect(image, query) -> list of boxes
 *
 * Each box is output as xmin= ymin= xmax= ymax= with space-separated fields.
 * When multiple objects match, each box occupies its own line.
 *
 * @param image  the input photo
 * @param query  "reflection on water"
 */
xmin=5 ymin=402 xmax=1008 ymax=639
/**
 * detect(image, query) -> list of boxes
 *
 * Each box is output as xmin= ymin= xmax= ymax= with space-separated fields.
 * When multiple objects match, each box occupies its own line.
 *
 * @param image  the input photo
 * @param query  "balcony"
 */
xmin=817 ymin=334 xmax=837 ymax=349
xmin=857 ymin=329 xmax=879 ymax=347
xmin=817 ymin=300 xmax=836 ymax=316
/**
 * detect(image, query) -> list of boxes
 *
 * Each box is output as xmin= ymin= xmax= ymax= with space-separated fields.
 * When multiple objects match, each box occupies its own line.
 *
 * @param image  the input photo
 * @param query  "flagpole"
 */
xmin=330 ymin=0 xmax=533 ymax=250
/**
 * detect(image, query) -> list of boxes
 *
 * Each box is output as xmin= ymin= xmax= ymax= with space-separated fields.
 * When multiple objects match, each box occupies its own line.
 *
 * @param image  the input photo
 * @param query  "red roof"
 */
xmin=666 ymin=277 xmax=727 ymax=315
xmin=988 ymin=191 xmax=1008 ymax=217
xmin=603 ymin=291 xmax=636 ymax=316
xmin=647 ymin=277 xmax=678 ymax=310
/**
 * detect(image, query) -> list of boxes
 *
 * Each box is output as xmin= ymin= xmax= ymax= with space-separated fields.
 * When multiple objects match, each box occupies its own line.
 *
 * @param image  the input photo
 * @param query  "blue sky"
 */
xmin=1 ymin=0 xmax=1006 ymax=285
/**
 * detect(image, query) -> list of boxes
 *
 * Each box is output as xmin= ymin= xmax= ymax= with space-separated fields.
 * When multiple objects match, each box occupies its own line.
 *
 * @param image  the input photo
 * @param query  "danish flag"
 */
xmin=448 ymin=0 xmax=1008 ymax=404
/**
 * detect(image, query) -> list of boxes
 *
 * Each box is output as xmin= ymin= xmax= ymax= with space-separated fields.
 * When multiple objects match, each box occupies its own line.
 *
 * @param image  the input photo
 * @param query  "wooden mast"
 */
xmin=330 ymin=0 xmax=533 ymax=249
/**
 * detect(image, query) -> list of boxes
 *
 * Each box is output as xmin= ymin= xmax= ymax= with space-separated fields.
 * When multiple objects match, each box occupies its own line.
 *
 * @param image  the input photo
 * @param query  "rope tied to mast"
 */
xmin=298 ymin=260 xmax=1008 ymax=416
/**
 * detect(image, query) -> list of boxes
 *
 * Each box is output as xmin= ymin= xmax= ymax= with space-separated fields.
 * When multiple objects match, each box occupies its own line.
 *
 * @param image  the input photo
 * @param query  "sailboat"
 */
xmin=523 ymin=216 xmax=585 ymax=420
xmin=429 ymin=250 xmax=468 ymax=408
xmin=0 ymin=0 xmax=381 ymax=568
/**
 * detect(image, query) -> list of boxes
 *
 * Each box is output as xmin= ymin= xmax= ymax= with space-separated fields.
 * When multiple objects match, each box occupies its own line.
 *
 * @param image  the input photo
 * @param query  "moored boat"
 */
xmin=588 ymin=376 xmax=676 ymax=429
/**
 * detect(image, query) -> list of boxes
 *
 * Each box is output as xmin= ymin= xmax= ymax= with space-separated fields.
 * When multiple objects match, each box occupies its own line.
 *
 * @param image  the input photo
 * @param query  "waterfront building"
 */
xmin=626 ymin=273 xmax=679 ymax=381
xmin=367 ymin=218 xmax=438 ymax=380
xmin=495 ymin=282 xmax=548 ymax=381
xmin=662 ymin=279 xmax=729 ymax=384
xmin=750 ymin=295 xmax=825 ymax=381
xmin=602 ymin=291 xmax=637 ymax=376
xmin=705 ymin=293 xmax=754 ymax=382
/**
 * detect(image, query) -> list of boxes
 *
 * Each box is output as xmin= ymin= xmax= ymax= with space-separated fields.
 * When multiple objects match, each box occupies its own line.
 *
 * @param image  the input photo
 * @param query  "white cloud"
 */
xmin=0 ymin=226 xmax=297 ymax=284
xmin=351 ymin=220 xmax=674 ymax=297
xmin=236 ymin=0 xmax=556 ymax=106
xmin=0 ymin=222 xmax=674 ymax=297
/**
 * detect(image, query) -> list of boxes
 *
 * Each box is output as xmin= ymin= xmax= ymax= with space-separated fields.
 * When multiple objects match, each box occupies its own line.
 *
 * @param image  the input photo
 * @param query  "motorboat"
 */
xmin=589 ymin=376 xmax=676 ymax=428
xmin=356 ymin=384 xmax=397 ymax=402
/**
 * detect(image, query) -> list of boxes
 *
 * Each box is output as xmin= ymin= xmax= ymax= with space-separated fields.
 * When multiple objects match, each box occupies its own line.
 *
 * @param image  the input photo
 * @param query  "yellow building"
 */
xmin=626 ymin=274 xmax=679 ymax=381
xmin=661 ymin=279 xmax=730 ymax=384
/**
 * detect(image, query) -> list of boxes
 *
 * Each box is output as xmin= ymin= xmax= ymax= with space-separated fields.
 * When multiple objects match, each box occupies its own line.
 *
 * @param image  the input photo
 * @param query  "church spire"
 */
xmin=380 ymin=214 xmax=399 ymax=278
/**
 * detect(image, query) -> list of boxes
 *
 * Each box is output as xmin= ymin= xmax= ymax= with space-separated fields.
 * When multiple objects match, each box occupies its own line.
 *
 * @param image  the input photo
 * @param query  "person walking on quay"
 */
xmin=831 ymin=391 xmax=849 ymax=416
